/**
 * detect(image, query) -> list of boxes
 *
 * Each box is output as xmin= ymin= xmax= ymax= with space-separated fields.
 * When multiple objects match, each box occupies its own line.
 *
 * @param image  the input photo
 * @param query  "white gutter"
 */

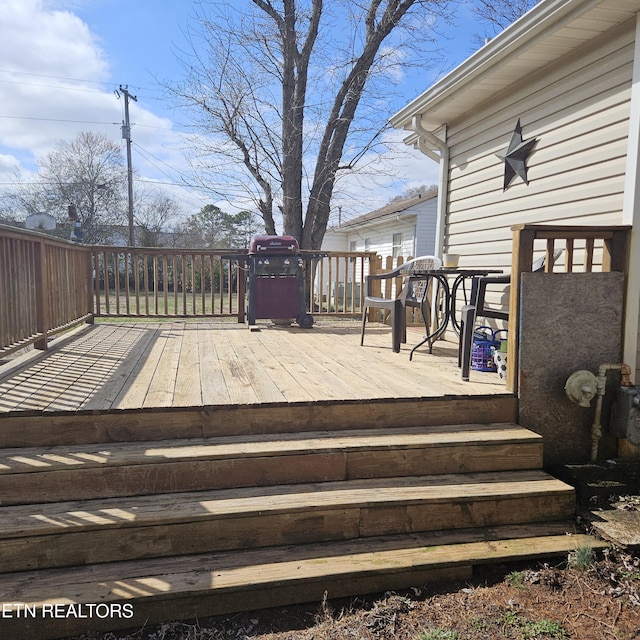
xmin=621 ymin=13 xmax=640 ymax=379
xmin=411 ymin=116 xmax=449 ymax=258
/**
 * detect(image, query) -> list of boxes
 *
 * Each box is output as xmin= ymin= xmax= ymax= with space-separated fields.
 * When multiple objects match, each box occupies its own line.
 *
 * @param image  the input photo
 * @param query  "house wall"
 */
xmin=342 ymin=199 xmax=437 ymax=260
xmin=445 ymin=18 xmax=634 ymax=269
xmin=443 ymin=18 xmax=639 ymax=382
xmin=343 ymin=220 xmax=417 ymax=260
xmin=318 ymin=198 xmax=438 ymax=309
xmin=414 ymin=203 xmax=438 ymax=258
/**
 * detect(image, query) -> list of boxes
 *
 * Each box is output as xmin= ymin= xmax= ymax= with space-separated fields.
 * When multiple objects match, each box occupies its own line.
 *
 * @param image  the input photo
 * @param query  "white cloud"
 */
xmin=0 ymin=1 xmax=114 ymax=166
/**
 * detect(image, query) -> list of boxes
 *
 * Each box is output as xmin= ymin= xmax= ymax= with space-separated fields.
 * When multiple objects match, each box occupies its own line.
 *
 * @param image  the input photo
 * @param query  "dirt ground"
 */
xmin=71 ymin=544 xmax=640 ymax=640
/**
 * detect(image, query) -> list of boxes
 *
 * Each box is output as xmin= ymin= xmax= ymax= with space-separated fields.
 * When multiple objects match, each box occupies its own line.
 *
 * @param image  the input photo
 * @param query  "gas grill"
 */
xmin=244 ymin=235 xmax=325 ymax=328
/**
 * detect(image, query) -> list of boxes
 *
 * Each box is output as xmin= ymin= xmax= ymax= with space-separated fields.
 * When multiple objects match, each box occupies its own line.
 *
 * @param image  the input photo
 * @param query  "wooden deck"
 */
xmin=0 ymin=319 xmax=506 ymax=415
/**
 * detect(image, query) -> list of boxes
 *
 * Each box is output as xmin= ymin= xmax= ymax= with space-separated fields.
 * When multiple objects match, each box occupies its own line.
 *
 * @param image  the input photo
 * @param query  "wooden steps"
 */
xmin=0 ymin=402 xmax=603 ymax=639
xmin=0 ymin=423 xmax=542 ymax=504
xmin=0 ymin=526 xmax=602 ymax=640
xmin=0 ymin=470 xmax=574 ymax=572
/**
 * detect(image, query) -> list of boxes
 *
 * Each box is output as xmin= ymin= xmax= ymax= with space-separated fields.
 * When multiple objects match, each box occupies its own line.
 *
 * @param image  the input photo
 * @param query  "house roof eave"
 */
xmin=391 ymin=0 xmax=640 ymax=133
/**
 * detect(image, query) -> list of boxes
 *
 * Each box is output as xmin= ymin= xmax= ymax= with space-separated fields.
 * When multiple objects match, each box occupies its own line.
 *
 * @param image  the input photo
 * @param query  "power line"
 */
xmin=133 ymin=143 xmax=183 ymax=180
xmin=0 ymin=69 xmax=166 ymax=98
xmin=0 ymin=79 xmax=107 ymax=94
xmin=0 ymin=114 xmax=119 ymax=125
xmin=0 ymin=69 xmax=113 ymax=86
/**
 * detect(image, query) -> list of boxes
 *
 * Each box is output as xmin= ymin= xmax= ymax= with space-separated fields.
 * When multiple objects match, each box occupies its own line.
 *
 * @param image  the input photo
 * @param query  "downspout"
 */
xmin=411 ymin=115 xmax=449 ymax=258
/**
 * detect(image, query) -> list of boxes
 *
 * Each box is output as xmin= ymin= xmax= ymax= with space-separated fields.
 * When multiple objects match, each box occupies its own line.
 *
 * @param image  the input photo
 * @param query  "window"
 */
xmin=392 ymin=233 xmax=402 ymax=259
xmin=364 ymin=239 xmax=371 ymax=251
xmin=349 ymin=240 xmax=357 ymax=262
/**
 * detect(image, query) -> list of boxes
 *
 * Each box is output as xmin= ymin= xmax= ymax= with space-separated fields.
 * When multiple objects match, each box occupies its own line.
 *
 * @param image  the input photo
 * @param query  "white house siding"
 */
xmin=445 ymin=19 xmax=634 ymax=272
xmin=344 ymin=222 xmax=415 ymax=262
xmin=414 ymin=209 xmax=438 ymax=258
xmin=320 ymin=197 xmax=438 ymax=306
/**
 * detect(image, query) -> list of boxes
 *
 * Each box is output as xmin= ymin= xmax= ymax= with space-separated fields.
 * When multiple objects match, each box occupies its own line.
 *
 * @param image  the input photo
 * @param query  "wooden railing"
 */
xmin=0 ymin=224 xmax=93 ymax=356
xmin=91 ymin=248 xmax=375 ymax=320
xmin=1 ymin=224 xmax=378 ymax=355
xmin=312 ymin=251 xmax=375 ymax=315
xmin=507 ymin=224 xmax=631 ymax=392
xmin=91 ymin=247 xmax=245 ymax=319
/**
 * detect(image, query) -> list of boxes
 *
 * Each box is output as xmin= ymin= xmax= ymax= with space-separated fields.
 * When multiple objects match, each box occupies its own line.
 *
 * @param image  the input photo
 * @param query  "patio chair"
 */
xmin=361 ymin=255 xmax=443 ymax=353
xmin=459 ymin=251 xmax=562 ymax=380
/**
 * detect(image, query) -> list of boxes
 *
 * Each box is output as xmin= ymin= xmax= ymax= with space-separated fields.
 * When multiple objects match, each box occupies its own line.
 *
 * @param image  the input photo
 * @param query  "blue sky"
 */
xmin=0 ymin=0 xmax=488 ymax=225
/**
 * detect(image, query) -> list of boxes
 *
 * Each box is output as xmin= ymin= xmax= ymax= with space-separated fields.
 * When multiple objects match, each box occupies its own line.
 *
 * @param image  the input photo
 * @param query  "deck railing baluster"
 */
xmin=1 ymin=225 xmax=380 ymax=353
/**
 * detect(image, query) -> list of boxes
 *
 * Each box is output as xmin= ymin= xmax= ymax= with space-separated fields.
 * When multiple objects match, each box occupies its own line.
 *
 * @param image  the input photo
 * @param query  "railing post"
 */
xmin=85 ymin=248 xmax=95 ymax=324
xmin=237 ymin=262 xmax=246 ymax=323
xmin=34 ymin=238 xmax=49 ymax=350
xmin=368 ymin=254 xmax=383 ymax=321
xmin=604 ymin=228 xmax=630 ymax=272
xmin=506 ymin=225 xmax=535 ymax=393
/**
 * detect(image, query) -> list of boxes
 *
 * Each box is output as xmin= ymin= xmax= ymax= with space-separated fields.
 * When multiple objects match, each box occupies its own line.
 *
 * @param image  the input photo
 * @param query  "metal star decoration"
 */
xmin=498 ymin=120 xmax=537 ymax=190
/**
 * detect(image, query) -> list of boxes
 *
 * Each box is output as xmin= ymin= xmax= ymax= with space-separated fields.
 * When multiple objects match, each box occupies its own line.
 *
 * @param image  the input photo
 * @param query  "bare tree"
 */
xmin=387 ymin=184 xmax=437 ymax=204
xmin=15 ymin=132 xmax=126 ymax=244
xmin=133 ymin=188 xmax=184 ymax=247
xmin=172 ymin=0 xmax=452 ymax=249
xmin=474 ymin=0 xmax=536 ymax=37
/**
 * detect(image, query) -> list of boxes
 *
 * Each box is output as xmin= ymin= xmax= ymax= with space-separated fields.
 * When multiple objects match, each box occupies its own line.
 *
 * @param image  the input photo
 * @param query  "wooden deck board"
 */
xmin=111 ymin=324 xmax=164 ymax=409
xmin=0 ymin=320 xmax=507 ymax=414
xmin=0 ymin=424 xmax=539 ymax=476
xmin=81 ymin=323 xmax=158 ymax=411
xmin=143 ymin=322 xmax=184 ymax=408
xmin=173 ymin=324 xmax=203 ymax=407
xmin=1 ymin=526 xmax=600 ymax=605
xmin=197 ymin=323 xmax=232 ymax=405
xmin=0 ymin=470 xmax=572 ymax=539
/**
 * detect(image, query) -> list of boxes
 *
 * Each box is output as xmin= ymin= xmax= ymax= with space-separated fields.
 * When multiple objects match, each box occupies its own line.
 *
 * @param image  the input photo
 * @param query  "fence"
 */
xmin=91 ymin=247 xmax=376 ymax=321
xmin=0 ymin=224 xmax=93 ymax=356
xmin=91 ymin=247 xmax=244 ymax=318
xmin=1 ymin=225 xmax=380 ymax=355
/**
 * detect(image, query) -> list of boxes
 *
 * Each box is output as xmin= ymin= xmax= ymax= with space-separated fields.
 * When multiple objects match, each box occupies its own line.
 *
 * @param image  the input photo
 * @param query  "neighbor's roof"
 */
xmin=391 ymin=0 xmax=640 ymax=134
xmin=334 ymin=193 xmax=436 ymax=230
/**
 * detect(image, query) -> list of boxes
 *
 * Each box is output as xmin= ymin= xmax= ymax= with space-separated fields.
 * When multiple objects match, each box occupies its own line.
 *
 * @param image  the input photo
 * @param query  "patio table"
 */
xmin=404 ymin=268 xmax=503 ymax=360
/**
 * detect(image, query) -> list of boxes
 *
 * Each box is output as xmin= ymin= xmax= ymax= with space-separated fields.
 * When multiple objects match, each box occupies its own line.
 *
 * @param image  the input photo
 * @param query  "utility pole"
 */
xmin=119 ymin=85 xmax=137 ymax=246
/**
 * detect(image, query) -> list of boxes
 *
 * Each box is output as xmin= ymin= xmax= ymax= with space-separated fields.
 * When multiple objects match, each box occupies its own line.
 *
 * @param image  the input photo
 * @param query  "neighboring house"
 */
xmin=390 ymin=0 xmax=640 ymax=384
xmin=323 ymin=192 xmax=438 ymax=261
xmin=319 ymin=193 xmax=438 ymax=308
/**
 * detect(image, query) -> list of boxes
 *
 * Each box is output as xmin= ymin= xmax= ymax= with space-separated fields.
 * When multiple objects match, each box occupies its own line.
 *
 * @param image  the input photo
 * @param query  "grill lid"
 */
xmin=249 ymin=235 xmax=299 ymax=254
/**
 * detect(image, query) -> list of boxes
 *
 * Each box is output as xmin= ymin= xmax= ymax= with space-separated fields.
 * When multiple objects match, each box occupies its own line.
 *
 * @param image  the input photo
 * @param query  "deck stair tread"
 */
xmin=0 ymin=423 xmax=539 ymax=474
xmin=0 ymin=398 xmax=599 ymax=640
xmin=0 ymin=470 xmax=573 ymax=538
xmin=1 ymin=526 xmax=603 ymax=605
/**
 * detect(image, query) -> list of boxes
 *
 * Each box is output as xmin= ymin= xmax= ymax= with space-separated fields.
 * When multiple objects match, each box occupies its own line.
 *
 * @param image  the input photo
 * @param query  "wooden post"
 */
xmin=237 ymin=261 xmax=246 ymax=323
xmin=604 ymin=228 xmax=630 ymax=273
xmin=85 ymin=248 xmax=95 ymax=324
xmin=368 ymin=254 xmax=382 ymax=322
xmin=34 ymin=238 xmax=49 ymax=350
xmin=506 ymin=225 xmax=535 ymax=393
